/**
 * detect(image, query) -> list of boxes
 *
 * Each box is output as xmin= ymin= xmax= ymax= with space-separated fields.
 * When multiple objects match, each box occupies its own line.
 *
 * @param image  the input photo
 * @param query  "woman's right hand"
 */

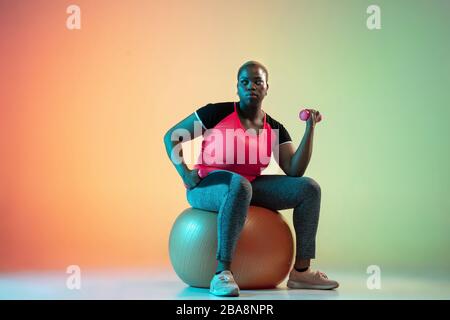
xmin=182 ymin=169 xmax=201 ymax=189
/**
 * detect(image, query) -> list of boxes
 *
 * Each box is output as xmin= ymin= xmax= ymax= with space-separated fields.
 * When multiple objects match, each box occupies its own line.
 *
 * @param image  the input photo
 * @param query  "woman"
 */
xmin=164 ymin=61 xmax=339 ymax=297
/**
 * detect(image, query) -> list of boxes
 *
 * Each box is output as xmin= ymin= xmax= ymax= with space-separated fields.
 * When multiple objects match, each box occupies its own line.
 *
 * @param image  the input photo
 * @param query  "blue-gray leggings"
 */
xmin=186 ymin=170 xmax=321 ymax=262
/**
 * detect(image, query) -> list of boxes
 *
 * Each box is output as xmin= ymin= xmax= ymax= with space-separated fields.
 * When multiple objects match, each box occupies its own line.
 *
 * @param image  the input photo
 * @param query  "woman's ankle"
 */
xmin=216 ymin=260 xmax=231 ymax=274
xmin=294 ymin=258 xmax=311 ymax=270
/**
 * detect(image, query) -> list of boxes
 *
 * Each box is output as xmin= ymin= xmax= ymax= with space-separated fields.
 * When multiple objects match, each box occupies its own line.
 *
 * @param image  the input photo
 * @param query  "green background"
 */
xmin=255 ymin=0 xmax=450 ymax=273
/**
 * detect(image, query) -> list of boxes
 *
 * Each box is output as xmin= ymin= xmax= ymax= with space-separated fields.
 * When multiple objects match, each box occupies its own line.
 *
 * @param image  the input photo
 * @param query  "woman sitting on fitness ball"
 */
xmin=163 ymin=61 xmax=339 ymax=297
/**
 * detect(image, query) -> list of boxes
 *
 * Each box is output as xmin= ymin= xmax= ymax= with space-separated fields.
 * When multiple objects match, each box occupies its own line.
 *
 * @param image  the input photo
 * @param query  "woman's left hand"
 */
xmin=306 ymin=109 xmax=321 ymax=129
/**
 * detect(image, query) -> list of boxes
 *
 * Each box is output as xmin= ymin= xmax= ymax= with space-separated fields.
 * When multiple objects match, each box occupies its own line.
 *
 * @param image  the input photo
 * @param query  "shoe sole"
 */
xmin=209 ymin=288 xmax=240 ymax=297
xmin=287 ymin=280 xmax=339 ymax=290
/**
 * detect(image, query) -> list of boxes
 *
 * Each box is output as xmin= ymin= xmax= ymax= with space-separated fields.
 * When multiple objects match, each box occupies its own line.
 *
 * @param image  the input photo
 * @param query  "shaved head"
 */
xmin=237 ymin=61 xmax=269 ymax=82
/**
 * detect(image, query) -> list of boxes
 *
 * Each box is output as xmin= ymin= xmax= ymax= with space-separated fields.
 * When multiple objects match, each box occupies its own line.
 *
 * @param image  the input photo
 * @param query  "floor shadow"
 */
xmin=176 ymin=285 xmax=340 ymax=300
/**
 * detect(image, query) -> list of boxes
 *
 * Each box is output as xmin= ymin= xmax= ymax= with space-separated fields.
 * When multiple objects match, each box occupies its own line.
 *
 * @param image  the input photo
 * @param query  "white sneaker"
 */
xmin=209 ymin=271 xmax=240 ymax=297
xmin=287 ymin=268 xmax=339 ymax=290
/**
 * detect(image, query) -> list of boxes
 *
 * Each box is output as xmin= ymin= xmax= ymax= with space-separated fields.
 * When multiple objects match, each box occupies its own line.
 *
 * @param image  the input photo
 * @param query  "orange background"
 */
xmin=2 ymin=1 xmax=449 ymax=272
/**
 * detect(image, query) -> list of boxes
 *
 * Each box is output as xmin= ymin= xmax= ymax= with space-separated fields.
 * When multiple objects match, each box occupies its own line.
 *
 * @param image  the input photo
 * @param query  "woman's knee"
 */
xmin=299 ymin=176 xmax=321 ymax=198
xmin=229 ymin=173 xmax=252 ymax=201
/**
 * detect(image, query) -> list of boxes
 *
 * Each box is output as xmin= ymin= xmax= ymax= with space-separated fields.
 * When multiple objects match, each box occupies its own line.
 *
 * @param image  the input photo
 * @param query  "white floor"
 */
xmin=1 ymin=268 xmax=449 ymax=300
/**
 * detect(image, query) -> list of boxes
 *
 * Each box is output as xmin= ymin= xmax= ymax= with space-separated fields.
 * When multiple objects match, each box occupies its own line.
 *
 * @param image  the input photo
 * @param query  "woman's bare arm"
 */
xmin=163 ymin=113 xmax=203 ymax=188
xmin=274 ymin=109 xmax=320 ymax=177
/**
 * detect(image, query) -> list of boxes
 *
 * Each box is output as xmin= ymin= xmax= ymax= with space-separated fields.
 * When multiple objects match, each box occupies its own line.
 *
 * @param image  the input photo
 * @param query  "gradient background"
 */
xmin=1 ymin=0 xmax=449 ymax=276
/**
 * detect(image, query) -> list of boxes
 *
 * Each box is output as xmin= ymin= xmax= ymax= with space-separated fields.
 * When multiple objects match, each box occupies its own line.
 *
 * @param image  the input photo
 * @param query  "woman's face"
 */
xmin=237 ymin=66 xmax=269 ymax=105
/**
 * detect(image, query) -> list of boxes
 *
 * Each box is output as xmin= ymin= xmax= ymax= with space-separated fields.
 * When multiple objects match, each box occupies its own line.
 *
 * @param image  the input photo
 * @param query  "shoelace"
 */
xmin=218 ymin=275 xmax=232 ymax=283
xmin=317 ymin=271 xmax=328 ymax=279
